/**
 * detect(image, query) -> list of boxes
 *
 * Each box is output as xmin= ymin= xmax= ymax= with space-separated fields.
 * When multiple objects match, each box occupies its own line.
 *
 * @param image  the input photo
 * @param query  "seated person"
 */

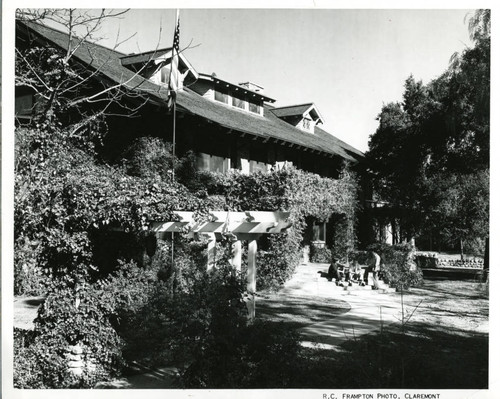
xmin=327 ymin=258 xmax=345 ymax=284
xmin=347 ymin=261 xmax=365 ymax=285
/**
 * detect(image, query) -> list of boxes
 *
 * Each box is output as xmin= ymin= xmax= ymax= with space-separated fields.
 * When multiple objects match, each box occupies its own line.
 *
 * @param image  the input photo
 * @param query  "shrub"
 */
xmin=14 ymin=260 xmax=160 ymax=388
xmin=181 ymin=320 xmax=304 ymax=388
xmin=367 ymin=243 xmax=423 ymax=290
xmin=122 ymin=136 xmax=174 ymax=181
xmin=14 ymin=328 xmax=45 ymax=389
xmin=29 ymin=283 xmax=125 ymax=388
xmin=257 ymin=232 xmax=301 ymax=291
xmin=309 ymin=245 xmax=332 ymax=263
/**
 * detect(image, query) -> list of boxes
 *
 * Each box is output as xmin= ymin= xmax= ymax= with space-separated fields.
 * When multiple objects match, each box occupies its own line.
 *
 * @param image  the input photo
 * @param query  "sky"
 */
xmin=88 ymin=8 xmax=475 ymax=152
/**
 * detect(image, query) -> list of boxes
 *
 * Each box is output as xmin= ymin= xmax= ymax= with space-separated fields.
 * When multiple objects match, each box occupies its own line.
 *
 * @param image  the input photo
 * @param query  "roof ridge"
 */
xmin=20 ymin=19 xmax=128 ymax=57
xmin=120 ymin=47 xmax=173 ymax=59
xmin=272 ymin=102 xmax=314 ymax=110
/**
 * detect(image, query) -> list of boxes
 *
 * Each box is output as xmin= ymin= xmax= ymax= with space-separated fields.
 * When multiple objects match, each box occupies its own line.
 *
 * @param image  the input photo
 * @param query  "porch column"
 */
xmin=231 ymin=240 xmax=242 ymax=271
xmin=206 ymin=233 xmax=216 ymax=271
xmin=247 ymin=239 xmax=257 ymax=320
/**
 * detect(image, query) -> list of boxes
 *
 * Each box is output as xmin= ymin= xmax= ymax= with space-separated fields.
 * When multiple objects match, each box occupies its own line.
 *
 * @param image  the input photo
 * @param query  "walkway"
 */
xmin=258 ymin=263 xmax=403 ymax=350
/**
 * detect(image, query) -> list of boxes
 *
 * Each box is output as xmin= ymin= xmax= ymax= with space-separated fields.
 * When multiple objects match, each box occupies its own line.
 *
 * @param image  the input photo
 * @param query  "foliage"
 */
xmin=15 ymin=9 xmax=362 ymax=387
xmin=257 ymin=233 xmax=302 ymax=291
xmin=182 ymin=320 xmax=304 ymax=388
xmin=15 ymin=284 xmax=123 ymax=388
xmin=14 ymin=259 xmax=161 ymax=388
xmin=14 ymin=124 xmax=203 ymax=295
xmin=122 ymin=136 xmax=174 ymax=181
xmin=367 ymin=243 xmax=423 ymax=290
xmin=309 ymin=246 xmax=332 ymax=263
xmin=188 ymin=166 xmax=359 ymax=290
xmin=366 ymin=10 xmax=490 ymax=251
xmin=420 ymin=170 xmax=489 ymax=256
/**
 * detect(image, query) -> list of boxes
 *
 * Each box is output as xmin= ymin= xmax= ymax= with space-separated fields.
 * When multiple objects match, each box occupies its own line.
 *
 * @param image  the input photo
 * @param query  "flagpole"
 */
xmin=170 ymin=9 xmax=180 ymax=288
xmin=172 ymin=100 xmax=176 ymax=181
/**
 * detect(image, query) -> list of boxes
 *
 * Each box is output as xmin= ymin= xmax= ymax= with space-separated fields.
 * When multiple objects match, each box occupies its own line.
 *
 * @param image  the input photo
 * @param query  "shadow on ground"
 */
xmin=256 ymin=294 xmax=351 ymax=329
xmin=306 ymin=321 xmax=489 ymax=390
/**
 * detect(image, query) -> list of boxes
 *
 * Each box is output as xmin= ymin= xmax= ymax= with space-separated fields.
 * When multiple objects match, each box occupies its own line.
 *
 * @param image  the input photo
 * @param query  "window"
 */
xmin=15 ymin=94 xmax=34 ymax=117
xmin=214 ymin=90 xmax=229 ymax=104
xmin=312 ymin=221 xmax=326 ymax=242
xmin=302 ymin=118 xmax=311 ymax=131
xmin=249 ymin=102 xmax=261 ymax=114
xmin=196 ymin=153 xmax=230 ymax=173
xmin=232 ymin=96 xmax=246 ymax=109
xmin=249 ymin=161 xmax=268 ymax=173
xmin=160 ymin=67 xmax=170 ymax=84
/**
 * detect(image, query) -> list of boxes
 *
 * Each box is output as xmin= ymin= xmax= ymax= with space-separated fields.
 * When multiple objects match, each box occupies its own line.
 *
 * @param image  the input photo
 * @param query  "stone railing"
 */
xmin=415 ymin=252 xmax=484 ymax=270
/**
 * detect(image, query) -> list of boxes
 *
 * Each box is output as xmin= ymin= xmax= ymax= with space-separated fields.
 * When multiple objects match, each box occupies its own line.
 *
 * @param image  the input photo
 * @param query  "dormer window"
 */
xmin=213 ymin=84 xmax=262 ymax=115
xmin=215 ymin=89 xmax=229 ymax=104
xmin=120 ymin=47 xmax=199 ymax=91
xmin=249 ymin=102 xmax=261 ymax=114
xmin=232 ymin=95 xmax=246 ymax=110
xmin=191 ymin=74 xmax=275 ymax=116
xmin=271 ymin=103 xmax=324 ymax=133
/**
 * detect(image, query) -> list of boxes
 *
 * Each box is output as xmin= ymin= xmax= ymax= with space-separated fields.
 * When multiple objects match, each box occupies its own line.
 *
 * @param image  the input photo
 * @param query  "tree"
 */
xmin=421 ymin=170 xmax=489 ymax=258
xmin=366 ymin=10 xmax=490 ymax=253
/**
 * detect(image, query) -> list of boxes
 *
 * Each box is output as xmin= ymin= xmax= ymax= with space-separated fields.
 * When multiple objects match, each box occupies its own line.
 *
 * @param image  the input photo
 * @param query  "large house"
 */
xmin=16 ymin=20 xmax=364 ymax=174
xmin=16 ymin=19 xmax=370 ymax=247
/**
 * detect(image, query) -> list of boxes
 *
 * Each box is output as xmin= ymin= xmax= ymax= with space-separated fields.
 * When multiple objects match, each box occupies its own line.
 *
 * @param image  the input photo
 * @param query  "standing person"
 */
xmin=365 ymin=251 xmax=381 ymax=285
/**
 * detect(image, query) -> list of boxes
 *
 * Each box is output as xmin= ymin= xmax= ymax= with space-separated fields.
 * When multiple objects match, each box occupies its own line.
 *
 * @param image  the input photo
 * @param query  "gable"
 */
xmin=271 ymin=103 xmax=324 ymax=133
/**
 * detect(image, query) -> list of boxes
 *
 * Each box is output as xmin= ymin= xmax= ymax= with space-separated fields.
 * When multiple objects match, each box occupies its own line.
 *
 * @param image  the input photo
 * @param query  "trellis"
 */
xmin=151 ymin=211 xmax=292 ymax=319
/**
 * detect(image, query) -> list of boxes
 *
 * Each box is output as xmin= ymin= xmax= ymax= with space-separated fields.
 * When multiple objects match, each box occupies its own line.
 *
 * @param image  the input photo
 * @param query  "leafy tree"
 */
xmin=421 ymin=170 xmax=489 ymax=258
xmin=366 ymin=10 xmax=489 ymax=253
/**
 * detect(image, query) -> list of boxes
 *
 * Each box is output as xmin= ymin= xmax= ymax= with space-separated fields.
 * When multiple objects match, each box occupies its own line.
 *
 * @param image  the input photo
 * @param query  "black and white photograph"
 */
xmin=2 ymin=3 xmax=496 ymax=398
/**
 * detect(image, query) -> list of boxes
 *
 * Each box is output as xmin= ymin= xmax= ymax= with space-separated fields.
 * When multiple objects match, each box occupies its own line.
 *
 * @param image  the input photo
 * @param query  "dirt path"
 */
xmin=13 ymin=296 xmax=45 ymax=330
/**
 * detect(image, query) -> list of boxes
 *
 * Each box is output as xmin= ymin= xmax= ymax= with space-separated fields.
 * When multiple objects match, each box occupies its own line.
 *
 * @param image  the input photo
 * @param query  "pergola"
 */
xmin=151 ymin=211 xmax=292 ymax=319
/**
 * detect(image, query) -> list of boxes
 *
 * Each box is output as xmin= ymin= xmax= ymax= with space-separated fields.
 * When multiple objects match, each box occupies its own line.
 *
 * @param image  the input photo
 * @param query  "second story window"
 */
xmin=249 ymin=102 xmax=261 ymax=114
xmin=232 ymin=96 xmax=246 ymax=109
xmin=214 ymin=90 xmax=229 ymax=104
xmin=302 ymin=118 xmax=311 ymax=131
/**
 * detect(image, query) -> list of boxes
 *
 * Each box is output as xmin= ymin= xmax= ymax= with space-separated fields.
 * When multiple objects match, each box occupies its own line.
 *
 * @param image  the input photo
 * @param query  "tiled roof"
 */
xmin=18 ymin=20 xmax=364 ymax=162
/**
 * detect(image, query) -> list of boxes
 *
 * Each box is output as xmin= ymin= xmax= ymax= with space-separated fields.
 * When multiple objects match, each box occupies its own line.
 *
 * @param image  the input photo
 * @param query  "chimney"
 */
xmin=239 ymin=81 xmax=264 ymax=94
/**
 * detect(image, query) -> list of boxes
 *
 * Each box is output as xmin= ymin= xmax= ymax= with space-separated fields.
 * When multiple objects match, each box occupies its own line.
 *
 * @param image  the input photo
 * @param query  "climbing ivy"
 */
xmin=186 ymin=165 xmax=359 ymax=289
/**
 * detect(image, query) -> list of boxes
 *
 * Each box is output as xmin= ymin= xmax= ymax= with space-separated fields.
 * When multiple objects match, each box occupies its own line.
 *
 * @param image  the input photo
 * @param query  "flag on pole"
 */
xmin=167 ymin=9 xmax=180 ymax=108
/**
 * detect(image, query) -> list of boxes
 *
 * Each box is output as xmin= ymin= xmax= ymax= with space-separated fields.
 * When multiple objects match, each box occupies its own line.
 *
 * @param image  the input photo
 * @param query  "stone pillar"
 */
xmin=66 ymin=344 xmax=84 ymax=376
xmin=231 ymin=240 xmax=242 ymax=271
xmin=247 ymin=239 xmax=257 ymax=320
